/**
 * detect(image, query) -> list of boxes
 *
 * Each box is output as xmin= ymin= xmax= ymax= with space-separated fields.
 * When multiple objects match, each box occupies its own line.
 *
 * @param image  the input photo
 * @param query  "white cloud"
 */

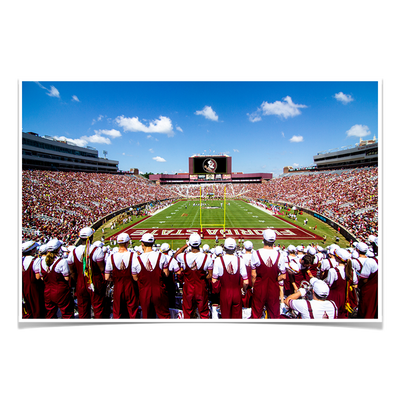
xmin=47 ymin=85 xmax=60 ymax=98
xmin=248 ymin=96 xmax=307 ymax=122
xmin=53 ymin=136 xmax=88 ymax=147
xmin=94 ymin=129 xmax=121 ymax=138
xmin=81 ymin=133 xmax=112 ymax=145
xmin=195 ymin=105 xmax=219 ymax=121
xmin=289 ymin=135 xmax=304 ymax=143
xmin=176 ymin=126 xmax=183 ymax=132
xmin=334 ymin=92 xmax=354 ymax=104
xmin=247 ymin=111 xmax=262 ymax=123
xmin=92 ymin=115 xmax=104 ymax=125
xmin=153 ymin=156 xmax=166 ymax=162
xmin=233 ymin=149 xmax=239 ymax=152
xmin=115 ymin=115 xmax=175 ymax=137
xmin=260 ymin=96 xmax=307 ymax=119
xmin=36 ymin=82 xmax=60 ymax=98
xmin=346 ymin=124 xmax=371 ymax=138
xmin=281 ymin=132 xmax=285 ymax=138
xmin=149 ymin=148 xmax=154 ymax=153
xmin=54 ymin=129 xmax=120 ymax=149
xmin=72 ymin=95 xmax=80 ymax=102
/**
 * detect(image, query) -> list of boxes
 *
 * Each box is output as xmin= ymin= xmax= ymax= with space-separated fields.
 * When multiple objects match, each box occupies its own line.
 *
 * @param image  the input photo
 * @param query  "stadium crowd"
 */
xmin=22 ymin=167 xmax=378 ymax=246
xmin=245 ymin=167 xmax=378 ymax=242
xmin=22 ymin=170 xmax=177 ymax=244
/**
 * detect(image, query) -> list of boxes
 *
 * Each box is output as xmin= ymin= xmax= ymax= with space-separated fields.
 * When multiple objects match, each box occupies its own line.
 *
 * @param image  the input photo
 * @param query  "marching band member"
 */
xmin=325 ymin=248 xmax=351 ymax=319
xmin=251 ymin=229 xmax=286 ymax=319
xmin=40 ymin=239 xmax=75 ymax=319
xmin=105 ymin=233 xmax=139 ymax=319
xmin=319 ymin=245 xmax=339 ymax=280
xmin=67 ymin=227 xmax=106 ymax=318
xmin=284 ymin=278 xmax=338 ymax=319
xmin=160 ymin=242 xmax=180 ymax=308
xmin=355 ymin=243 xmax=378 ymax=318
xmin=22 ymin=241 xmax=45 ymax=318
xmin=174 ymin=233 xmax=213 ymax=319
xmin=241 ymin=240 xmax=254 ymax=309
xmin=211 ymin=238 xmax=248 ymax=319
xmin=131 ymin=233 xmax=171 ymax=319
xmin=283 ymin=244 xmax=302 ymax=296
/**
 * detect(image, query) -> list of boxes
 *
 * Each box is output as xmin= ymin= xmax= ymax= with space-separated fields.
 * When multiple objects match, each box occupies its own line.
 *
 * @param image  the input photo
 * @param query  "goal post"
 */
xmin=199 ymin=185 xmax=226 ymax=234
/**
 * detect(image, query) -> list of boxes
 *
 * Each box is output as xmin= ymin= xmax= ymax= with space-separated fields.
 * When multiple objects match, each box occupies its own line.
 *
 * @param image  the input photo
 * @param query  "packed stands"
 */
xmin=22 ymin=170 xmax=177 ymax=244
xmin=22 ymin=166 xmax=378 ymax=245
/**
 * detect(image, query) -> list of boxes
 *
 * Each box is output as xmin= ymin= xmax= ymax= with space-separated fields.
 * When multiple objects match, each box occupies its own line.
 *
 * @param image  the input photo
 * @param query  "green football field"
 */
xmin=100 ymin=199 xmax=348 ymax=250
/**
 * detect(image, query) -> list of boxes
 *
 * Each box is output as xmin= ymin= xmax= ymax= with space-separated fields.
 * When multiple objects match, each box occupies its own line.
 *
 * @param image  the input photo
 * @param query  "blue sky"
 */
xmin=22 ymin=81 xmax=379 ymax=176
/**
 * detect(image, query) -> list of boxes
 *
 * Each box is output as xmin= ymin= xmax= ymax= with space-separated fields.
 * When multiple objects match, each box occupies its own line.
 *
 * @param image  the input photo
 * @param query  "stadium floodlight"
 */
xmin=199 ymin=185 xmax=226 ymax=235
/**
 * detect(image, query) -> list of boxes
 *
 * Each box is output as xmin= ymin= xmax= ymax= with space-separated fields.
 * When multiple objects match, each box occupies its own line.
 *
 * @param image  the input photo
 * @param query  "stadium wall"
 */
xmin=74 ymin=197 xmax=177 ymax=246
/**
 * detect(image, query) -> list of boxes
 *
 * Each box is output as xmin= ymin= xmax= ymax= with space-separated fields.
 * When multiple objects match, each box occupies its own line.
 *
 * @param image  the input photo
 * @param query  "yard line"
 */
xmin=247 ymin=202 xmax=294 ymax=228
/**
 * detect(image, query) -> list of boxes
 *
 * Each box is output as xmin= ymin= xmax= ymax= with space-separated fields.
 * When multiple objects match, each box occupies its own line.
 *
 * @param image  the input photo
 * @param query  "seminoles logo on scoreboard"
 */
xmin=202 ymin=158 xmax=217 ymax=173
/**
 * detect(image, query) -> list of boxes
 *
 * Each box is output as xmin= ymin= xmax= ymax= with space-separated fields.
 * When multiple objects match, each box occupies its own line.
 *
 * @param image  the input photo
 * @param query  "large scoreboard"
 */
xmin=189 ymin=155 xmax=232 ymax=182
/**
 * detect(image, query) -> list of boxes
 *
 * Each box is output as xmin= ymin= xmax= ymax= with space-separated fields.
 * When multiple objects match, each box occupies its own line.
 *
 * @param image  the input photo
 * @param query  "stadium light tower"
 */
xmin=103 ymin=150 xmax=108 ymax=159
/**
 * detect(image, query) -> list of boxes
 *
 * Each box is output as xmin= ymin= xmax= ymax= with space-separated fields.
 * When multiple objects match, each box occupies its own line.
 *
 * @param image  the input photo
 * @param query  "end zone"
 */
xmin=107 ymin=224 xmax=323 ymax=242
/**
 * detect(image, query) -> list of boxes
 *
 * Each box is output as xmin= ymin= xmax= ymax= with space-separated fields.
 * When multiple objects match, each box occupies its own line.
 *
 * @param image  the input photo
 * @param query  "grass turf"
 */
xmin=94 ymin=199 xmax=350 ymax=250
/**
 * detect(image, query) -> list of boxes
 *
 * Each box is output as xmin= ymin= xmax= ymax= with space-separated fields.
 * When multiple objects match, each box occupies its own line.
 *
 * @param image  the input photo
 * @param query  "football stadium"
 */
xmin=21 ymin=142 xmax=379 ymax=321
xmin=21 ymin=82 xmax=379 ymax=322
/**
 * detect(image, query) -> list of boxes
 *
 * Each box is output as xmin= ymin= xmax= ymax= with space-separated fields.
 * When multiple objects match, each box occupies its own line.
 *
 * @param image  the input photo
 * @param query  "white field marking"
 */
xmin=247 ymin=202 xmax=293 ymax=228
xmin=151 ymin=204 xmax=173 ymax=216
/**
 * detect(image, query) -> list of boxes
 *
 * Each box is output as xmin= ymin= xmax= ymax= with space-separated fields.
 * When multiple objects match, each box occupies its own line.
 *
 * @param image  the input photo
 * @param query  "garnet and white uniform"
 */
xmin=357 ymin=257 xmax=378 ymax=318
xmin=40 ymin=256 xmax=74 ymax=319
xmin=240 ymin=252 xmax=253 ymax=308
xmin=325 ymin=265 xmax=347 ymax=318
xmin=163 ymin=253 xmax=180 ymax=308
xmin=105 ymin=252 xmax=139 ymax=319
xmin=176 ymin=251 xmax=213 ymax=319
xmin=22 ymin=255 xmax=45 ymax=318
xmin=287 ymin=296 xmax=338 ymax=319
xmin=283 ymin=255 xmax=302 ymax=296
xmin=251 ymin=248 xmax=286 ymax=319
xmin=319 ymin=256 xmax=338 ymax=280
xmin=68 ymin=244 xmax=106 ymax=319
xmin=212 ymin=254 xmax=248 ymax=319
xmin=132 ymin=251 xmax=170 ymax=319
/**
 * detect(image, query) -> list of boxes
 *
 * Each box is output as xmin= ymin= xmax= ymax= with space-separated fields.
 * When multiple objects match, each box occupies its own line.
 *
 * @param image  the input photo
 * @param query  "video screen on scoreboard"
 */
xmin=192 ymin=156 xmax=228 ymax=174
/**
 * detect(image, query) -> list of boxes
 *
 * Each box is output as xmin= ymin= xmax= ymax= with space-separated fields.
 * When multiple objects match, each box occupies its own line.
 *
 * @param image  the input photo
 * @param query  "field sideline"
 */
xmin=99 ymin=199 xmax=344 ymax=250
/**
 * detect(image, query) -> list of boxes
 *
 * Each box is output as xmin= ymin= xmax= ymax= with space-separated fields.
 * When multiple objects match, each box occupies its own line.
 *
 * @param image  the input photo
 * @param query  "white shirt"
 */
xmin=286 ymin=255 xmax=301 ymax=273
xmin=176 ymin=252 xmax=213 ymax=271
xmin=240 ymin=252 xmax=253 ymax=268
xmin=251 ymin=248 xmax=286 ymax=274
xmin=359 ymin=257 xmax=378 ymax=279
xmin=41 ymin=257 xmax=70 ymax=277
xmin=325 ymin=264 xmax=346 ymax=287
xmin=131 ymin=251 xmax=168 ymax=275
xmin=351 ymin=257 xmax=367 ymax=274
xmin=212 ymin=255 xmax=248 ymax=280
xmin=164 ymin=254 xmax=180 ymax=272
xmin=288 ymin=298 xmax=338 ymax=319
xmin=67 ymin=244 xmax=104 ymax=265
xmin=105 ymin=252 xmax=136 ymax=272
xmin=320 ymin=257 xmax=338 ymax=272
xmin=22 ymin=255 xmax=41 ymax=274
